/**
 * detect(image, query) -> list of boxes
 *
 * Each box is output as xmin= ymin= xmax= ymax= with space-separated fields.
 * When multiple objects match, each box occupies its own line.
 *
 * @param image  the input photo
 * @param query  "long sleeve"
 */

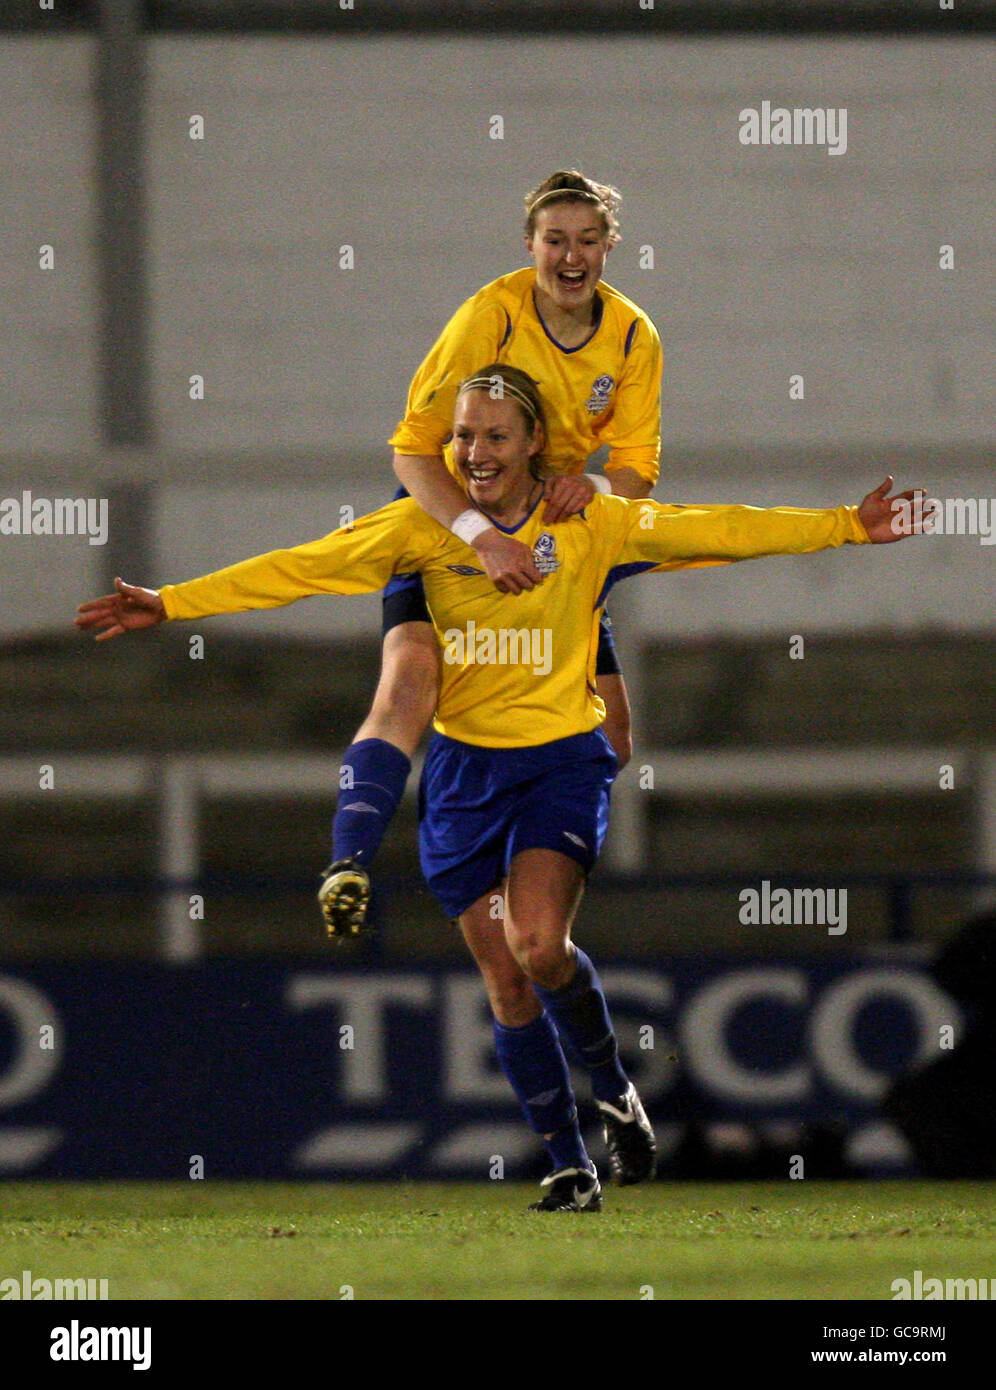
xmin=593 ymin=495 xmax=870 ymax=599
xmin=389 ymin=292 xmax=510 ymax=458
xmin=603 ymin=314 xmax=663 ymax=485
xmin=159 ymin=499 xmax=435 ymax=620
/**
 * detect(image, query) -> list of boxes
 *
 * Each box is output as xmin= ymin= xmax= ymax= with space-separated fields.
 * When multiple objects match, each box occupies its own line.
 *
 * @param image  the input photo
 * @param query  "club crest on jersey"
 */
xmin=533 ymin=532 xmax=560 ymax=575
xmin=585 ymin=373 xmax=615 ymax=415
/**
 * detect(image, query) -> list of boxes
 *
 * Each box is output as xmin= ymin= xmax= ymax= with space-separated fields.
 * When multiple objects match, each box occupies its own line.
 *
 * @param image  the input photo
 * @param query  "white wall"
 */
xmin=0 ymin=39 xmax=97 ymax=457
xmin=144 ymin=36 xmax=993 ymax=455
xmin=1 ymin=34 xmax=992 ymax=639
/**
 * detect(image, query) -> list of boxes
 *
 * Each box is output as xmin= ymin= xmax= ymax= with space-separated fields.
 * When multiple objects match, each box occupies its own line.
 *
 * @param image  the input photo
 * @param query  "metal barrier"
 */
xmin=2 ymin=750 xmax=995 ymax=959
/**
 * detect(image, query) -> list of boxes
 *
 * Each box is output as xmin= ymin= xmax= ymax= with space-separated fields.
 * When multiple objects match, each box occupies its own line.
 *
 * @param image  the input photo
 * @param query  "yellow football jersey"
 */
xmin=159 ymin=494 xmax=869 ymax=749
xmin=389 ymin=268 xmax=663 ymax=484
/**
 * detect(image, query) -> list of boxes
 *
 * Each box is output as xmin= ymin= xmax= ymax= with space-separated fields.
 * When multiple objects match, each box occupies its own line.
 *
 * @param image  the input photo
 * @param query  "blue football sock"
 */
xmin=534 ymin=946 xmax=630 ymax=1104
xmin=493 ymin=1013 xmax=591 ymax=1174
xmin=332 ymin=738 xmax=411 ymax=867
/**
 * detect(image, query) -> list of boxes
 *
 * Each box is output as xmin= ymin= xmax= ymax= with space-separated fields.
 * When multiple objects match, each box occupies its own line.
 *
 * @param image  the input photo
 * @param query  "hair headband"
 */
xmin=458 ymin=375 xmax=539 ymax=421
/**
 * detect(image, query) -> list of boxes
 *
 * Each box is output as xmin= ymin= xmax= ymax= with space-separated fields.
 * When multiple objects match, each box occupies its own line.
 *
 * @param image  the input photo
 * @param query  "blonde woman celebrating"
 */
xmin=77 ymin=366 xmax=922 ymax=1211
xmin=321 ymin=171 xmax=663 ymax=941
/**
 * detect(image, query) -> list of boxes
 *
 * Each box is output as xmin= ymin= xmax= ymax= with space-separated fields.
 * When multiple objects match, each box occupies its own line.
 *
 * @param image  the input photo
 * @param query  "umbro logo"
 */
xmin=446 ymin=564 xmax=485 ymax=576
xmin=562 ymin=831 xmax=588 ymax=849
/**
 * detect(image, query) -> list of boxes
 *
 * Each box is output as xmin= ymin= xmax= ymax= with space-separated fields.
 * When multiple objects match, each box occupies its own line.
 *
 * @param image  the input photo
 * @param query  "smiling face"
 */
xmin=526 ymin=200 xmax=611 ymax=316
xmin=452 ymin=390 xmax=544 ymax=517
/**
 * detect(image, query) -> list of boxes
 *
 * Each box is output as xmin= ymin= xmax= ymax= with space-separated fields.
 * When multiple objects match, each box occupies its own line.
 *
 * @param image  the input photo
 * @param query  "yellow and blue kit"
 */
xmin=384 ymin=266 xmax=663 ymax=669
xmin=159 ymin=492 xmax=869 ymax=915
xmin=390 ymin=267 xmax=663 ymax=485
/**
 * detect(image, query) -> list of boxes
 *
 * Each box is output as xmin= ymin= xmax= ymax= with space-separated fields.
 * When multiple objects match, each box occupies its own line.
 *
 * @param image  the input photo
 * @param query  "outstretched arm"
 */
xmin=76 ymin=503 xmax=428 ymax=640
xmin=603 ymin=477 xmax=928 ymax=578
xmin=76 ymin=578 xmax=166 ymax=641
xmin=857 ymin=476 xmax=927 ymax=542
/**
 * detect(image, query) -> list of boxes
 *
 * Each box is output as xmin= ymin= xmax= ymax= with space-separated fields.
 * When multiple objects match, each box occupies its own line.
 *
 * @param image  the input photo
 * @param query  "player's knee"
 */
xmin=372 ymin=646 xmax=439 ymax=721
xmin=508 ymin=932 xmax=572 ymax=990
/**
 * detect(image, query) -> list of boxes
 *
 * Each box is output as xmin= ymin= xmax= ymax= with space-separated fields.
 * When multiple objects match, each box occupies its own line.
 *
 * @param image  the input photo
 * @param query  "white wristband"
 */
xmin=586 ymin=473 xmax=612 ymax=495
xmin=450 ymin=509 xmax=493 ymax=546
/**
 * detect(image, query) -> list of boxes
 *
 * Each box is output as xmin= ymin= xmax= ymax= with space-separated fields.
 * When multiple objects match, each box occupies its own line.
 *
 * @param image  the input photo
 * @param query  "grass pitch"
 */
xmin=2 ymin=1180 xmax=995 ymax=1301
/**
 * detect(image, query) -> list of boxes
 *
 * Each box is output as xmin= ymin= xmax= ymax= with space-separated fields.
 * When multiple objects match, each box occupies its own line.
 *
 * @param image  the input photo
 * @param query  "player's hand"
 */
xmin=857 ymin=477 xmax=930 ymax=544
xmin=75 ymin=577 xmax=166 ymax=640
xmin=542 ymin=474 xmax=598 ymax=523
xmin=471 ymin=528 xmax=543 ymax=594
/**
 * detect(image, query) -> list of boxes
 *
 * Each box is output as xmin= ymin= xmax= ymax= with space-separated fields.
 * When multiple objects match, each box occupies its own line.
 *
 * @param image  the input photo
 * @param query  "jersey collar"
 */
xmin=531 ymin=287 xmax=604 ymax=355
xmin=478 ymin=485 xmax=545 ymax=535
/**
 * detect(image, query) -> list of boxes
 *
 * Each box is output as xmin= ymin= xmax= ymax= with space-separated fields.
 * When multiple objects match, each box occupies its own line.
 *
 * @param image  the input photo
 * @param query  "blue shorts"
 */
xmin=418 ymin=729 xmax=618 ymax=919
xmin=381 ymin=489 xmax=622 ymax=677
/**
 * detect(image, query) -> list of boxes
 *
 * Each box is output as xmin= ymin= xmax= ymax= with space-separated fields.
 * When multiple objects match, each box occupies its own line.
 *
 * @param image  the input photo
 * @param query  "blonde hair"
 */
xmin=456 ymin=364 xmax=548 ymax=479
xmin=524 ymin=170 xmax=622 ymax=245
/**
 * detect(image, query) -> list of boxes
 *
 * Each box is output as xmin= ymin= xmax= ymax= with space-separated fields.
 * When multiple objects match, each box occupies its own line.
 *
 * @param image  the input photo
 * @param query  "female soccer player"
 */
xmin=320 ymin=170 xmax=663 ymax=939
xmin=76 ymin=366 xmax=921 ymax=1212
